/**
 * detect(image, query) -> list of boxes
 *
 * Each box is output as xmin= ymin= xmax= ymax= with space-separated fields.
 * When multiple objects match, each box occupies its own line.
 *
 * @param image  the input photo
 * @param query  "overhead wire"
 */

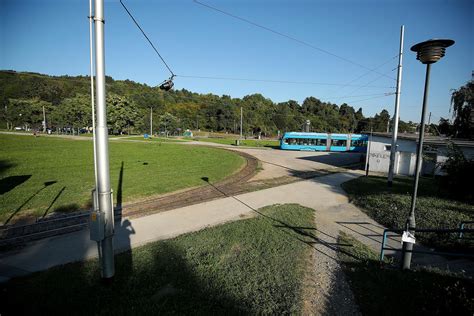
xmin=178 ymin=75 xmax=393 ymax=88
xmin=327 ymin=67 xmax=397 ymax=102
xmin=345 ymin=94 xmax=394 ymax=104
xmin=119 ymin=0 xmax=398 ymax=108
xmin=193 ymin=0 xmax=397 ymax=81
xmin=119 ymin=0 xmax=175 ymax=77
xmin=331 ymin=92 xmax=395 ymax=100
xmin=119 ymin=0 xmax=396 ymax=91
xmin=324 ymin=55 xmax=399 ymax=97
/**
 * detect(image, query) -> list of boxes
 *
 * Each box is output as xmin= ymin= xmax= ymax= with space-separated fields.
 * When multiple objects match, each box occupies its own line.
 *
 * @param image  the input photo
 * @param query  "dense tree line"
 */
xmin=0 ymin=70 xmax=423 ymax=136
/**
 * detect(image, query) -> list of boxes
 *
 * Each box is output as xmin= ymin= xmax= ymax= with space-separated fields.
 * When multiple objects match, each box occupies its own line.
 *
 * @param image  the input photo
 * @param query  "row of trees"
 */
xmin=1 ymin=71 xmax=471 ymax=138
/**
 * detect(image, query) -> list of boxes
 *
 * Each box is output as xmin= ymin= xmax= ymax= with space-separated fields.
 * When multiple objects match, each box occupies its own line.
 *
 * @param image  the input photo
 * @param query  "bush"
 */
xmin=441 ymin=142 xmax=474 ymax=202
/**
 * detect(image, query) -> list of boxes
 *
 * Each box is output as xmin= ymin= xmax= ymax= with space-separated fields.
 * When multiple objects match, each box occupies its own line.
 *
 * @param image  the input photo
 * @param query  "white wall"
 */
xmin=368 ymin=136 xmax=474 ymax=176
xmin=368 ymin=136 xmax=417 ymax=175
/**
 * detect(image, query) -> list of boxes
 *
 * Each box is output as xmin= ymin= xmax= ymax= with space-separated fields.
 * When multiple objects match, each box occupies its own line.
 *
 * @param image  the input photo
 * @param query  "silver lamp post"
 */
xmin=401 ymin=38 xmax=454 ymax=270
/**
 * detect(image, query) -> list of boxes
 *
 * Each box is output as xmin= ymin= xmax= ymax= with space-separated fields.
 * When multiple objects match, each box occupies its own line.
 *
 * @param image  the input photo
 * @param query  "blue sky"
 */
xmin=1 ymin=0 xmax=472 ymax=122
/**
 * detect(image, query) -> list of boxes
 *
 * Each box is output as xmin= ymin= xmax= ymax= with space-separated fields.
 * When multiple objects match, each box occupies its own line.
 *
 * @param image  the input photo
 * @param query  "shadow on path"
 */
xmin=200 ymin=176 xmax=358 ymax=262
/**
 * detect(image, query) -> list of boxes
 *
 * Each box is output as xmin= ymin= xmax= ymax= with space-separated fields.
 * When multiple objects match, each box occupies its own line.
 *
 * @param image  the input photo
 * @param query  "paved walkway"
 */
xmin=0 ymin=171 xmax=365 ymax=281
xmin=1 ymin=169 xmax=470 ymax=286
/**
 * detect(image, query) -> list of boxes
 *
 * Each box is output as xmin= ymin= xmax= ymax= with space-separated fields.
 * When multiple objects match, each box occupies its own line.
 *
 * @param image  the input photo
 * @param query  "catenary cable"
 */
xmin=193 ymin=0 xmax=396 ymax=81
xmin=120 ymin=0 xmax=175 ymax=77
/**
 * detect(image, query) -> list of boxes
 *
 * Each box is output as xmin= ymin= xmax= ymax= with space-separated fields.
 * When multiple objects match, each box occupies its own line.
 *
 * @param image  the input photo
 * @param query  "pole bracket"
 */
xmin=93 ymin=17 xmax=105 ymax=24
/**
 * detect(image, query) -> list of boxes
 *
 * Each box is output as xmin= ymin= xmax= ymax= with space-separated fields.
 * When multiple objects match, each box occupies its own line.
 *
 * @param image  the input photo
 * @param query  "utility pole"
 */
xmin=365 ymin=128 xmax=373 ymax=177
xmin=150 ymin=106 xmax=153 ymax=136
xmin=42 ymin=105 xmax=47 ymax=133
xmin=88 ymin=0 xmax=98 ymax=193
xmin=92 ymin=0 xmax=115 ymax=280
xmin=388 ymin=25 xmax=404 ymax=187
xmin=240 ymin=106 xmax=243 ymax=139
xmin=427 ymin=112 xmax=432 ymax=133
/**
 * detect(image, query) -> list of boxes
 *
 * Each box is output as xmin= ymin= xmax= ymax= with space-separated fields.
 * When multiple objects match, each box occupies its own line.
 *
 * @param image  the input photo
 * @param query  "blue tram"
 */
xmin=280 ymin=132 xmax=368 ymax=152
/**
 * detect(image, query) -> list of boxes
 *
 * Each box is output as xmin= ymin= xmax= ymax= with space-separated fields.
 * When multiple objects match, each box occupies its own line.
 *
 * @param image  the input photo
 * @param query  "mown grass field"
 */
xmin=342 ymin=175 xmax=474 ymax=250
xmin=2 ymin=204 xmax=315 ymax=314
xmin=0 ymin=134 xmax=244 ymax=224
xmin=193 ymin=137 xmax=280 ymax=148
xmin=125 ymin=136 xmax=191 ymax=142
xmin=338 ymin=232 xmax=474 ymax=315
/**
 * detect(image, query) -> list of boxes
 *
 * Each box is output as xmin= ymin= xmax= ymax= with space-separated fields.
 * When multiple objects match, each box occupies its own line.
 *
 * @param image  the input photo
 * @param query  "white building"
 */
xmin=367 ymin=133 xmax=474 ymax=176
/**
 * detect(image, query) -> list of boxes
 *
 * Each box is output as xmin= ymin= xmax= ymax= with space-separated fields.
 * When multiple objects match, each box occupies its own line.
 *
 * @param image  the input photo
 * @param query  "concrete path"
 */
xmin=1 ymin=171 xmax=367 ymax=282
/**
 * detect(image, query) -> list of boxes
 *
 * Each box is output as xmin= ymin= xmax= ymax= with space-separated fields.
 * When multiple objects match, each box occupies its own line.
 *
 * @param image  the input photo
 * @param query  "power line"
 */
xmin=346 ymin=94 xmax=394 ymax=104
xmin=332 ymin=92 xmax=394 ymax=100
xmin=324 ymin=55 xmax=398 ymax=97
xmin=328 ymin=67 xmax=397 ymax=101
xmin=193 ymin=0 xmax=396 ymax=81
xmin=178 ymin=74 xmax=393 ymax=88
xmin=119 ymin=0 xmax=175 ymax=77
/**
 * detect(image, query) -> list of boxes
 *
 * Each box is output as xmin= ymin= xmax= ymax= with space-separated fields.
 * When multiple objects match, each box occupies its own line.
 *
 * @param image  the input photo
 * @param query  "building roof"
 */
xmin=367 ymin=132 xmax=474 ymax=148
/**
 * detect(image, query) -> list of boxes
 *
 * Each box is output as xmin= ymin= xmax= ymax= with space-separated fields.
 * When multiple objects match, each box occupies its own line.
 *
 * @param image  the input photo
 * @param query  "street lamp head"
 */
xmin=410 ymin=39 xmax=454 ymax=64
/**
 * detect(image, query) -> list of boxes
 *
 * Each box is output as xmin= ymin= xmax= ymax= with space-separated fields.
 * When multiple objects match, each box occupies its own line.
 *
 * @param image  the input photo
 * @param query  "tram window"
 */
xmin=316 ymin=139 xmax=327 ymax=146
xmin=351 ymin=139 xmax=367 ymax=147
xmin=332 ymin=140 xmax=347 ymax=147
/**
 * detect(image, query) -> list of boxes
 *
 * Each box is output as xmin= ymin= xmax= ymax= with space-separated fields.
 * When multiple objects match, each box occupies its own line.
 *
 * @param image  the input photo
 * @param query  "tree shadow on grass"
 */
xmin=0 ymin=175 xmax=31 ymax=195
xmin=0 ymin=160 xmax=15 ymax=176
xmin=53 ymin=203 xmax=81 ymax=213
xmin=2 ymin=242 xmax=250 ymax=315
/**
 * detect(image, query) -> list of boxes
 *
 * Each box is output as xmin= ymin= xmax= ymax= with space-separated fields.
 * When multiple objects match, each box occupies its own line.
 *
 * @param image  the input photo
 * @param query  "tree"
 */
xmin=450 ymin=80 xmax=473 ymax=139
xmin=372 ymin=109 xmax=391 ymax=132
xmin=53 ymin=94 xmax=90 ymax=133
xmin=107 ymin=94 xmax=142 ymax=134
xmin=6 ymin=98 xmax=52 ymax=130
xmin=159 ymin=112 xmax=179 ymax=136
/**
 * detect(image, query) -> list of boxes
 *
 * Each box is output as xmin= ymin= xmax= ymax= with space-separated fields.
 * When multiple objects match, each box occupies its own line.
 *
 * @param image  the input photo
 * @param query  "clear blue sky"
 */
xmin=1 ymin=0 xmax=472 ymax=122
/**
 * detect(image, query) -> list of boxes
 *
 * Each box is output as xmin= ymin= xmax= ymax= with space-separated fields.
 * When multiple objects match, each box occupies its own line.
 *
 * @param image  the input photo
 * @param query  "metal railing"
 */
xmin=459 ymin=221 xmax=474 ymax=239
xmin=379 ymin=225 xmax=474 ymax=262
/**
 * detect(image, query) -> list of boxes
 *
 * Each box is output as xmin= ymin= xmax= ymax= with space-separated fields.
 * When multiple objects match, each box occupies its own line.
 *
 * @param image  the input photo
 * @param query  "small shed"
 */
xmin=366 ymin=132 xmax=474 ymax=176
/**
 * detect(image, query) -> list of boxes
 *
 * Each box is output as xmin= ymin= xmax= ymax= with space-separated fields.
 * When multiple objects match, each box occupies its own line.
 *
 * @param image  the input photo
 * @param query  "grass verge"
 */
xmin=0 ymin=134 xmax=244 ymax=223
xmin=2 ymin=204 xmax=315 ymax=314
xmin=341 ymin=175 xmax=473 ymax=250
xmin=337 ymin=232 xmax=474 ymax=315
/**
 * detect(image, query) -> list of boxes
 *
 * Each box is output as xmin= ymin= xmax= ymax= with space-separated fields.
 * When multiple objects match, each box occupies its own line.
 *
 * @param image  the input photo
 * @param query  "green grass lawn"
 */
xmin=124 ymin=136 xmax=191 ymax=142
xmin=0 ymin=134 xmax=244 ymax=224
xmin=338 ymin=232 xmax=474 ymax=315
xmin=341 ymin=175 xmax=474 ymax=250
xmin=194 ymin=137 xmax=280 ymax=148
xmin=1 ymin=204 xmax=315 ymax=314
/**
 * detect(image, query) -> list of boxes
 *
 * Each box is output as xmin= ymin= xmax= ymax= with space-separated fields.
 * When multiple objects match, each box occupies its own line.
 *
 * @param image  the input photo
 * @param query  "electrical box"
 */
xmin=90 ymin=210 xmax=105 ymax=241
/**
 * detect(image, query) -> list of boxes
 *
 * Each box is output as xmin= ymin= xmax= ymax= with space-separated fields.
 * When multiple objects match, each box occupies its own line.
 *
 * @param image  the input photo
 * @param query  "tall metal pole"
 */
xmin=401 ymin=63 xmax=431 ymax=270
xmin=150 ymin=106 xmax=153 ymax=136
xmin=388 ymin=25 xmax=404 ymax=186
xmin=94 ymin=0 xmax=115 ymax=279
xmin=89 ymin=0 xmax=98 ymax=191
xmin=365 ymin=128 xmax=373 ymax=177
xmin=240 ymin=106 xmax=243 ymax=139
xmin=42 ymin=105 xmax=47 ymax=133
